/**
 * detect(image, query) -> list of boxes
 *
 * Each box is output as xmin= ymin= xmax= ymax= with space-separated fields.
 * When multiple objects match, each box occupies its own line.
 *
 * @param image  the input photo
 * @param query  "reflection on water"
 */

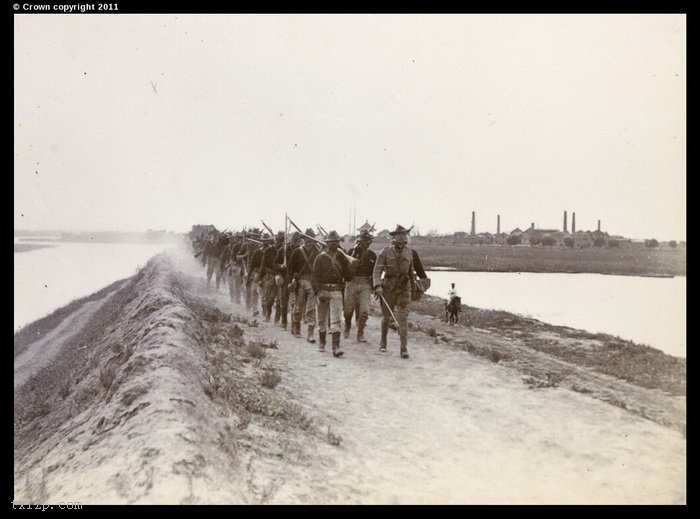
xmin=426 ymin=270 xmax=686 ymax=358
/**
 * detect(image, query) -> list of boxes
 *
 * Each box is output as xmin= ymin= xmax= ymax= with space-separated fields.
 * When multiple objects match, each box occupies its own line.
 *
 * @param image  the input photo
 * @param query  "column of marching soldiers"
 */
xmin=189 ymin=220 xmax=430 ymax=360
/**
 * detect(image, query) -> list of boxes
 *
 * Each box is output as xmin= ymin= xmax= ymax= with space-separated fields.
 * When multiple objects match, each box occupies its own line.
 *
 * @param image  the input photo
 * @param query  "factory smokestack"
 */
xmin=497 ymin=214 xmax=500 ymax=235
xmin=598 ymin=219 xmax=601 ymax=232
xmin=471 ymin=212 xmax=476 ymax=236
xmin=564 ymin=211 xmax=568 ymax=233
xmin=531 ymin=222 xmax=535 ymax=231
xmin=572 ymin=212 xmax=576 ymax=234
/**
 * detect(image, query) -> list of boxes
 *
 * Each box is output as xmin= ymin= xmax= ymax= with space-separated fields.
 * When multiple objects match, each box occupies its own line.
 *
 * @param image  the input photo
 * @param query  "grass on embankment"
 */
xmin=14 ymin=277 xmax=130 ymax=357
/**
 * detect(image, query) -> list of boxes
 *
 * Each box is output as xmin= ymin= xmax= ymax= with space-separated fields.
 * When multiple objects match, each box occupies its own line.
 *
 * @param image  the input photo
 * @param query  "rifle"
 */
xmin=287 ymin=216 xmax=324 ymax=252
xmin=284 ymin=213 xmax=288 ymax=268
xmin=288 ymin=216 xmax=358 ymax=265
xmin=261 ymin=220 xmax=275 ymax=237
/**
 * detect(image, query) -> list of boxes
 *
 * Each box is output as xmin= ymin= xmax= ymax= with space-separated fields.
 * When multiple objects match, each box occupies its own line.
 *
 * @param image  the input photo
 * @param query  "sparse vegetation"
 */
xmin=522 ymin=371 xmax=565 ymax=389
xmin=99 ymin=365 xmax=117 ymax=391
xmin=260 ymin=368 xmax=281 ymax=389
xmin=246 ymin=342 xmax=267 ymax=360
xmin=58 ymin=380 xmax=71 ymax=399
xmin=326 ymin=425 xmax=343 ymax=447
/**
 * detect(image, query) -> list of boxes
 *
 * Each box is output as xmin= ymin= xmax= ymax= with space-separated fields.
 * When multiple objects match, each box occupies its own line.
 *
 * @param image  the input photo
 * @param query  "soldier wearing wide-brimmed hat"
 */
xmin=243 ymin=229 xmax=263 ymax=314
xmin=311 ymin=230 xmax=352 ymax=356
xmin=226 ymin=232 xmax=245 ymax=305
xmin=270 ymin=230 xmax=291 ymax=329
xmin=343 ymin=229 xmax=376 ymax=343
xmin=372 ymin=224 xmax=430 ymax=359
xmin=204 ymin=229 xmax=221 ymax=289
xmin=288 ymin=227 xmax=320 ymax=341
xmin=258 ymin=233 xmax=278 ymax=321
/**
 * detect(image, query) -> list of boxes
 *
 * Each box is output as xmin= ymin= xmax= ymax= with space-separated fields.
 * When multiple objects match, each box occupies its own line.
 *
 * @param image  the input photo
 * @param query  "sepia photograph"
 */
xmin=13 ymin=8 xmax=686 ymax=505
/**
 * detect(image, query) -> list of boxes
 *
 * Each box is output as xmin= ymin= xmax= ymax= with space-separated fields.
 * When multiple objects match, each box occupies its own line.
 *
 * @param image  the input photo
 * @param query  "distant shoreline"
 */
xmin=411 ymin=242 xmax=685 ymax=278
xmin=426 ymin=268 xmax=679 ymax=279
xmin=14 ymin=243 xmax=55 ymax=253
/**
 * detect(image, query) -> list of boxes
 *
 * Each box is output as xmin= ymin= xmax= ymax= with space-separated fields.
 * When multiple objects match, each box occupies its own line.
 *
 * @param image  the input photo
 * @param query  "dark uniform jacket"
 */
xmin=288 ymin=245 xmax=319 ymax=282
xmin=259 ymin=245 xmax=278 ymax=277
xmin=347 ymin=245 xmax=377 ymax=279
xmin=311 ymin=250 xmax=351 ymax=293
xmin=249 ymin=246 xmax=263 ymax=275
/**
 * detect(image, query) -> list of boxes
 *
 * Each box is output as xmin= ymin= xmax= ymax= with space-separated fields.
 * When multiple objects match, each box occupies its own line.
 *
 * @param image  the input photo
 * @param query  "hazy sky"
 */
xmin=14 ymin=14 xmax=686 ymax=240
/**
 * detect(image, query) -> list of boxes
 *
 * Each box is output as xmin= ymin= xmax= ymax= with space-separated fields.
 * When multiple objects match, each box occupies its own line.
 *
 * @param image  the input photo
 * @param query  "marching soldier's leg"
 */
xmin=228 ymin=271 xmax=236 ymax=303
xmin=316 ymin=291 xmax=328 ymax=352
xmin=330 ymin=291 xmax=344 ymax=357
xmin=257 ymin=277 xmax=266 ymax=318
xmin=215 ymin=260 xmax=224 ymax=290
xmin=292 ymin=284 xmax=304 ymax=338
xmin=263 ymin=275 xmax=275 ymax=322
xmin=379 ymin=289 xmax=398 ymax=352
xmin=302 ymin=280 xmax=316 ymax=343
xmin=251 ymin=273 xmax=259 ymax=315
xmin=397 ymin=288 xmax=411 ymax=358
xmin=273 ymin=286 xmax=281 ymax=325
xmin=279 ymin=284 xmax=288 ymax=330
xmin=380 ymin=317 xmax=389 ymax=351
xmin=356 ymin=279 xmax=371 ymax=343
xmin=343 ymin=282 xmax=354 ymax=339
xmin=234 ymin=269 xmax=242 ymax=304
xmin=246 ymin=278 xmax=254 ymax=311
xmin=206 ymin=259 xmax=215 ymax=288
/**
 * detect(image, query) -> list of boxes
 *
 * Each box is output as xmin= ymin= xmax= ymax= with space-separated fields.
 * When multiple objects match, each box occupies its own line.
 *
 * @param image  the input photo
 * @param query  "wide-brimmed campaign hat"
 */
xmin=324 ymin=230 xmax=342 ymax=242
xmin=357 ymin=230 xmax=373 ymax=241
xmin=389 ymin=224 xmax=411 ymax=236
xmin=304 ymin=228 xmax=317 ymax=238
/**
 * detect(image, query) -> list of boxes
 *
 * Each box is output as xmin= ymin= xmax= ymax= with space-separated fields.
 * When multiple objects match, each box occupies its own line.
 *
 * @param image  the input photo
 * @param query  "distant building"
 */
xmin=521 ymin=228 xmax=564 ymax=246
xmin=572 ymin=230 xmax=594 ymax=248
xmin=357 ymin=220 xmax=373 ymax=233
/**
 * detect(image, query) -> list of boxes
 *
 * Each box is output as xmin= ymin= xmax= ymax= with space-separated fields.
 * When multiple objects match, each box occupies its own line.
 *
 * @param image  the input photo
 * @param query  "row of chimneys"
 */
xmin=469 ymin=211 xmax=601 ymax=236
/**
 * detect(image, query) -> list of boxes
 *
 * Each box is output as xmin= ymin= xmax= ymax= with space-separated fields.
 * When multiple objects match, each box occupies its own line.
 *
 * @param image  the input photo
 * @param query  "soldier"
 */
xmin=288 ymin=228 xmax=320 ymax=342
xmin=259 ymin=233 xmax=278 ymax=322
xmin=199 ymin=228 xmax=217 ymax=269
xmin=241 ymin=231 xmax=262 ymax=314
xmin=205 ymin=230 xmax=221 ymax=289
xmin=226 ymin=233 xmax=244 ymax=304
xmin=343 ymin=229 xmax=377 ymax=343
xmin=215 ymin=231 xmax=233 ymax=291
xmin=312 ymin=230 xmax=351 ymax=356
xmin=372 ymin=225 xmax=430 ymax=359
xmin=274 ymin=231 xmax=301 ymax=330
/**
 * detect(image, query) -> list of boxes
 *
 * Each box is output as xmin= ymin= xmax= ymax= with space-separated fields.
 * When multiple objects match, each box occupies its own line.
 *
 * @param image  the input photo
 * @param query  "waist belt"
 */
xmin=320 ymin=283 xmax=344 ymax=291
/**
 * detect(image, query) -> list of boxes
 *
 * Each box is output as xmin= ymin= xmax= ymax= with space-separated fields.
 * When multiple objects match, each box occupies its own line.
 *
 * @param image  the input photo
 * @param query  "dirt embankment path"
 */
xmin=14 ymin=289 xmax=120 ymax=390
xmin=14 ymin=247 xmax=685 ymax=504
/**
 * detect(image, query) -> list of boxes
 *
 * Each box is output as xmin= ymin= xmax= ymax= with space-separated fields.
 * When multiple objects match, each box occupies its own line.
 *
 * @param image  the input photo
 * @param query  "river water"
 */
xmin=14 ymin=241 xmax=685 ymax=358
xmin=14 ymin=239 xmax=172 ymax=334
xmin=426 ymin=270 xmax=686 ymax=358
